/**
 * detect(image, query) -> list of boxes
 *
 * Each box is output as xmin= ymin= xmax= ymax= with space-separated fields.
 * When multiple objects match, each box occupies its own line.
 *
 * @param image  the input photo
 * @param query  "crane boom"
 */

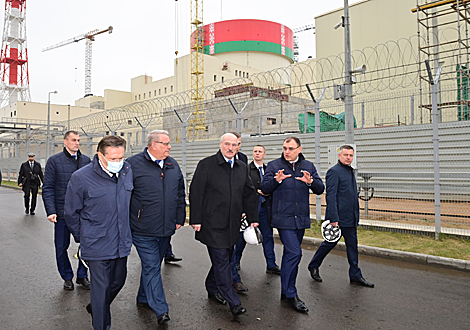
xmin=41 ymin=26 xmax=113 ymax=97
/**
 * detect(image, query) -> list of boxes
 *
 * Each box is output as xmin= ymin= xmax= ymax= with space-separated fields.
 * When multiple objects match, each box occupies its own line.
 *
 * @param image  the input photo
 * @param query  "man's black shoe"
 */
xmin=233 ymin=282 xmax=248 ymax=292
xmin=157 ymin=312 xmax=170 ymax=325
xmin=86 ymin=303 xmax=92 ymax=315
xmin=76 ymin=277 xmax=90 ymax=290
xmin=309 ymin=267 xmax=322 ymax=282
xmin=266 ymin=266 xmax=281 ymax=275
xmin=350 ymin=277 xmax=375 ymax=288
xmin=236 ymin=261 xmax=241 ymax=270
xmin=25 ymin=209 xmax=29 ymax=214
xmin=285 ymin=295 xmax=309 ymax=313
xmin=164 ymin=254 xmax=182 ymax=263
xmin=231 ymin=305 xmax=246 ymax=316
xmin=30 ymin=210 xmax=35 ymax=215
xmin=208 ymin=292 xmax=227 ymax=305
xmin=64 ymin=279 xmax=74 ymax=290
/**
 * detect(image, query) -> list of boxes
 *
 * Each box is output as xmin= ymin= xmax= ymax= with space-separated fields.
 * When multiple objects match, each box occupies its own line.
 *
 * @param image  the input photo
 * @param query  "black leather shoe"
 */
xmin=208 ymin=292 xmax=227 ymax=305
xmin=285 ymin=296 xmax=309 ymax=313
xmin=86 ymin=303 xmax=92 ymax=315
xmin=157 ymin=312 xmax=170 ymax=325
xmin=350 ymin=277 xmax=375 ymax=288
xmin=233 ymin=282 xmax=248 ymax=292
xmin=64 ymin=279 xmax=74 ymax=290
xmin=280 ymin=293 xmax=286 ymax=301
xmin=231 ymin=305 xmax=246 ymax=316
xmin=309 ymin=267 xmax=322 ymax=282
xmin=30 ymin=210 xmax=35 ymax=215
xmin=76 ymin=277 xmax=90 ymax=290
xmin=236 ymin=262 xmax=241 ymax=270
xmin=25 ymin=209 xmax=29 ymax=215
xmin=266 ymin=266 xmax=281 ymax=275
xmin=164 ymin=254 xmax=182 ymax=263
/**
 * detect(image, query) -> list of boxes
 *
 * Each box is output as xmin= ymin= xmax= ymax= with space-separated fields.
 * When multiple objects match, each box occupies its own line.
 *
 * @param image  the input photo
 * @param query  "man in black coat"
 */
xmin=18 ymin=152 xmax=44 ymax=215
xmin=189 ymin=133 xmax=259 ymax=317
xmin=308 ymin=145 xmax=374 ymax=288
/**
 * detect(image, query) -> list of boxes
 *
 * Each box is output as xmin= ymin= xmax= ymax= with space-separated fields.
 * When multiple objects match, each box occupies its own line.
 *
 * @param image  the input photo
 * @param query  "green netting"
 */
xmin=457 ymin=64 xmax=469 ymax=121
xmin=298 ymin=111 xmax=357 ymax=133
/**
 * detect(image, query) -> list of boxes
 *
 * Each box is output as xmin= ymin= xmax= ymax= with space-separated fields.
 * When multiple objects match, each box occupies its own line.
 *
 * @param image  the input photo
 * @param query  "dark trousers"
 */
xmin=22 ymin=184 xmax=38 ymax=212
xmin=132 ymin=234 xmax=170 ymax=317
xmin=308 ymin=226 xmax=363 ymax=279
xmin=54 ymin=218 xmax=88 ymax=280
xmin=206 ymin=246 xmax=241 ymax=309
xmin=165 ymin=242 xmax=174 ymax=257
xmin=88 ymin=257 xmax=128 ymax=330
xmin=231 ymin=202 xmax=277 ymax=282
xmin=278 ymin=228 xmax=305 ymax=298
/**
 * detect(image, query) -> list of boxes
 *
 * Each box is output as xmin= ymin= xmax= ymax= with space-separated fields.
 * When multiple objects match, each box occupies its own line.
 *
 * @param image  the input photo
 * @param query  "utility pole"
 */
xmin=343 ymin=0 xmax=354 ymax=145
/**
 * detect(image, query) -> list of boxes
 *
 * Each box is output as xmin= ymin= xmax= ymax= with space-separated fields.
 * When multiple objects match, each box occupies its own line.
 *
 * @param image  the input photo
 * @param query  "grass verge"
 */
xmin=305 ymin=222 xmax=470 ymax=261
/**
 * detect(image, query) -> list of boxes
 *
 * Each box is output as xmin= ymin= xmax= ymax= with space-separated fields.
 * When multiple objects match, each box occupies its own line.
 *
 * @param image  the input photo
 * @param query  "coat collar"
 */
xmin=216 ymin=150 xmax=238 ymax=166
xmin=92 ymin=154 xmax=130 ymax=179
xmin=63 ymin=147 xmax=82 ymax=159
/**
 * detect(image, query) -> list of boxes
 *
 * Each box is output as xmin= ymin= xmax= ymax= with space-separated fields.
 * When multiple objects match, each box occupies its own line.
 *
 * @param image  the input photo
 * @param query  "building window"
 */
xmin=235 ymin=70 xmax=237 ymax=76
xmin=159 ymin=89 xmax=161 ymax=95
xmin=154 ymin=90 xmax=157 ymax=96
xmin=120 ymin=132 xmax=125 ymax=137
xmin=243 ymin=72 xmax=245 ymax=78
xmin=139 ymin=94 xmax=141 ymax=100
xmin=267 ymin=117 xmax=277 ymax=125
xmin=243 ymin=119 xmax=248 ymax=128
xmin=228 ymin=121 xmax=232 ymax=129
xmin=135 ymin=95 xmax=137 ymax=101
xmin=56 ymin=111 xmax=59 ymax=115
xmin=171 ymin=85 xmax=173 ymax=92
xmin=143 ymin=93 xmax=145 ymax=99
xmin=246 ymin=73 xmax=249 ymax=78
xmin=14 ymin=110 xmax=16 ymax=116
xmin=164 ymin=87 xmax=167 ymax=94
xmin=221 ymin=76 xmax=224 ymax=82
xmin=149 ymin=91 xmax=151 ymax=97
xmin=214 ymin=75 xmax=217 ymax=81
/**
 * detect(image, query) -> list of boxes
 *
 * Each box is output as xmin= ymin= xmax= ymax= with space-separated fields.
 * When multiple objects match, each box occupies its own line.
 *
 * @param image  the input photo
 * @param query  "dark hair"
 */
xmin=339 ymin=145 xmax=354 ymax=152
xmin=230 ymin=132 xmax=241 ymax=139
xmin=64 ymin=130 xmax=79 ymax=139
xmin=96 ymin=136 xmax=126 ymax=155
xmin=254 ymin=144 xmax=265 ymax=151
xmin=284 ymin=136 xmax=301 ymax=147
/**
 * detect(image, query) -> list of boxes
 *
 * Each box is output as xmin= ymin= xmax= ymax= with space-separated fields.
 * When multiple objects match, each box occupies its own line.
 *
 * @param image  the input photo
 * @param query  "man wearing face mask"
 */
xmin=65 ymin=136 xmax=133 ymax=330
xmin=126 ymin=130 xmax=186 ymax=326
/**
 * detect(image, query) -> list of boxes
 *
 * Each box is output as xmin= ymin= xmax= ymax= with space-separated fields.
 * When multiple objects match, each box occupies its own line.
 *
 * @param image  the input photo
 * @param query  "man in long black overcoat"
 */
xmin=18 ymin=152 xmax=44 ymax=215
xmin=189 ymin=133 xmax=259 ymax=317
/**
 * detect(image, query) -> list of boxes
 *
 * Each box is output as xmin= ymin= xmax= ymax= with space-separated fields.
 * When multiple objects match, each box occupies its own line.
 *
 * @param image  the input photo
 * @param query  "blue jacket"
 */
xmin=42 ymin=148 xmax=91 ymax=219
xmin=127 ymin=148 xmax=186 ymax=238
xmin=64 ymin=155 xmax=133 ymax=261
xmin=325 ymin=161 xmax=360 ymax=227
xmin=261 ymin=153 xmax=324 ymax=230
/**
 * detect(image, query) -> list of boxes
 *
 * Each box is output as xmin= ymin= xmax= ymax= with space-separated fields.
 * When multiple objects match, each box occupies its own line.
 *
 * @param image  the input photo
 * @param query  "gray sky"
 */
xmin=20 ymin=0 xmax=360 ymax=105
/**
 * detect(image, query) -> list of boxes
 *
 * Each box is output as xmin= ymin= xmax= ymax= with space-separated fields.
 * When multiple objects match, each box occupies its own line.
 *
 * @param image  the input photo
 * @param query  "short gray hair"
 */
xmin=147 ymin=129 xmax=170 ymax=147
xmin=220 ymin=133 xmax=237 ymax=143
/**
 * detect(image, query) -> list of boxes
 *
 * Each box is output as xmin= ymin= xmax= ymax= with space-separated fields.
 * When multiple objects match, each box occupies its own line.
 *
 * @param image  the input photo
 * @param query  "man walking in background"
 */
xmin=308 ymin=145 xmax=374 ymax=288
xmin=261 ymin=136 xmax=324 ymax=313
xmin=127 ymin=130 xmax=186 ymax=325
xmin=18 ymin=152 xmax=43 ymax=215
xmin=42 ymin=130 xmax=91 ymax=290
xmin=65 ymin=136 xmax=133 ymax=330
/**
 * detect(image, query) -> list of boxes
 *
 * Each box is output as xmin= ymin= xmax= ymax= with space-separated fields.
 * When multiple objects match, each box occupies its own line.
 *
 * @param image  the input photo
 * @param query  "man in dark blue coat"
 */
xmin=261 ymin=136 xmax=324 ymax=313
xmin=127 ymin=130 xmax=186 ymax=326
xmin=308 ymin=145 xmax=374 ymax=287
xmin=189 ymin=133 xmax=259 ymax=317
xmin=42 ymin=130 xmax=91 ymax=290
xmin=65 ymin=135 xmax=133 ymax=330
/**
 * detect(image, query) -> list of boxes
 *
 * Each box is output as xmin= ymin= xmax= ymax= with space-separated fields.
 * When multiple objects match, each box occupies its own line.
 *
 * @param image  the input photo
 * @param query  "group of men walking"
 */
xmin=18 ymin=129 xmax=373 ymax=329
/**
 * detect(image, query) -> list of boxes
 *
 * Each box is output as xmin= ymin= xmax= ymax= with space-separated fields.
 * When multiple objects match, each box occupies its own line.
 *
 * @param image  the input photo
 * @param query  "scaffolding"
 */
xmin=413 ymin=0 xmax=470 ymax=122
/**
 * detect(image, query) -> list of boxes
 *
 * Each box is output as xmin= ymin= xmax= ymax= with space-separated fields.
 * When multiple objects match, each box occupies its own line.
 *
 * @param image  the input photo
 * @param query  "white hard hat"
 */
xmin=321 ymin=220 xmax=342 ymax=243
xmin=243 ymin=226 xmax=263 ymax=245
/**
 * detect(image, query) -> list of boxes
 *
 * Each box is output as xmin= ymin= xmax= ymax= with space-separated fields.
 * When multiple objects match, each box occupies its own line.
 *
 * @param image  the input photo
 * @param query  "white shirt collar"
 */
xmin=222 ymin=154 xmax=234 ymax=168
xmin=147 ymin=149 xmax=164 ymax=167
xmin=98 ymin=159 xmax=117 ymax=177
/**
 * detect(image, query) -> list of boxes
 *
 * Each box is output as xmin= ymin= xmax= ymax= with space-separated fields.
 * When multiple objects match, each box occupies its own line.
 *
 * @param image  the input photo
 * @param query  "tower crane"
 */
xmin=42 ymin=26 xmax=113 ymax=97
xmin=293 ymin=24 xmax=315 ymax=62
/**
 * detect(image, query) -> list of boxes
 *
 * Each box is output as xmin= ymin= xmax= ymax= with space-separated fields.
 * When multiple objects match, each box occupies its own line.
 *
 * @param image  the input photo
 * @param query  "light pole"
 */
xmin=46 ymin=90 xmax=58 ymax=160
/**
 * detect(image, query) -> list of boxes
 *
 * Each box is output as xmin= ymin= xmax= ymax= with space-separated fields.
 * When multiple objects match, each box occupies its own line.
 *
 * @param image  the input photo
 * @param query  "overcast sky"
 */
xmin=19 ymin=0 xmax=360 ymax=105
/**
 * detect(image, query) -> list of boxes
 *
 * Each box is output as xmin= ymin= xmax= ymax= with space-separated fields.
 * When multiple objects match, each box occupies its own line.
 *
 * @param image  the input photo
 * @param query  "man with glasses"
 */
xmin=127 ymin=130 xmax=186 ymax=326
xmin=65 ymin=135 xmax=133 ymax=330
xmin=261 ymin=137 xmax=324 ymax=313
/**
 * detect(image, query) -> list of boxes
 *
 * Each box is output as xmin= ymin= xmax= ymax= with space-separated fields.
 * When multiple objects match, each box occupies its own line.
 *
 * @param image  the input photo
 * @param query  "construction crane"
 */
xmin=293 ymin=24 xmax=315 ymax=62
xmin=42 ymin=26 xmax=113 ymax=97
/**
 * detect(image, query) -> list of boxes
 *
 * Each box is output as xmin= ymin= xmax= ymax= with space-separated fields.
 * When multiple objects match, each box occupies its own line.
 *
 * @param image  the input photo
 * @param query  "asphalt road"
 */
xmin=0 ymin=186 xmax=469 ymax=330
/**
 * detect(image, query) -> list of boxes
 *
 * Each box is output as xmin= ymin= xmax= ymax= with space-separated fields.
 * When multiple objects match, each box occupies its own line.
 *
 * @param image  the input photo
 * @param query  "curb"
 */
xmin=298 ymin=235 xmax=470 ymax=272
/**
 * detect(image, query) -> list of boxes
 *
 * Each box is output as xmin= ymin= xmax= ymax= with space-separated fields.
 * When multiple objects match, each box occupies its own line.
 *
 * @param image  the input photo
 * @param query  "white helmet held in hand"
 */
xmin=243 ymin=226 xmax=263 ymax=245
xmin=321 ymin=220 xmax=342 ymax=243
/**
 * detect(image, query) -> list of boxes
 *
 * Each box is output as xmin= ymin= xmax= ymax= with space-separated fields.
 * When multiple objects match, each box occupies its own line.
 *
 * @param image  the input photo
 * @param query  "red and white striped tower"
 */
xmin=0 ymin=0 xmax=30 ymax=109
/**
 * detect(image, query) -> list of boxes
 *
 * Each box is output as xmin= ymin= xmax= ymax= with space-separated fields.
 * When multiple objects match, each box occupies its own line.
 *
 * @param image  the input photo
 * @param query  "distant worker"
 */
xmin=189 ymin=133 xmax=259 ymax=317
xmin=18 ymin=152 xmax=44 ymax=215
xmin=308 ymin=145 xmax=374 ymax=288
xmin=261 ymin=136 xmax=324 ymax=313
xmin=42 ymin=130 xmax=91 ymax=290
xmin=65 ymin=136 xmax=133 ymax=330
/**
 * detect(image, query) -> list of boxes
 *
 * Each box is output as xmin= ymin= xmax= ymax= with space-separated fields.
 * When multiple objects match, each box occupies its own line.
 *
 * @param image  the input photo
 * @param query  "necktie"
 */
xmin=156 ymin=159 xmax=161 ymax=168
xmin=228 ymin=160 xmax=232 ymax=167
xmin=291 ymin=162 xmax=295 ymax=171
xmin=30 ymin=162 xmax=34 ymax=170
xmin=258 ymin=166 xmax=264 ymax=178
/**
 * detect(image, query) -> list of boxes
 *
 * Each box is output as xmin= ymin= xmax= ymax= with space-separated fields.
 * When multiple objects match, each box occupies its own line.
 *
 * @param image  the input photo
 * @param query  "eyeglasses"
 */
xmin=155 ymin=141 xmax=171 ymax=146
xmin=283 ymin=146 xmax=300 ymax=152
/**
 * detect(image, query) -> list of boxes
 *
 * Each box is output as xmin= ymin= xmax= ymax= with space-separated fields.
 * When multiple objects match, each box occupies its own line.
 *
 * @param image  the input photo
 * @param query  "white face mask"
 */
xmin=103 ymin=155 xmax=124 ymax=173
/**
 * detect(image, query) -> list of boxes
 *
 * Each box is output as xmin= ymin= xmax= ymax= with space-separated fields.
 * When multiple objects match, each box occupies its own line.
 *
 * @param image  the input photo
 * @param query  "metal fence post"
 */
xmin=259 ymin=115 xmax=262 ymax=137
xmin=304 ymin=109 xmax=308 ymax=133
xmin=361 ymin=101 xmax=365 ymax=129
xmin=411 ymin=94 xmax=415 ymax=125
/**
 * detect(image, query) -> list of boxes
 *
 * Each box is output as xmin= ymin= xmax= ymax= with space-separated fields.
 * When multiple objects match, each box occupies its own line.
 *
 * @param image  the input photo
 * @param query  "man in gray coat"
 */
xmin=308 ymin=145 xmax=374 ymax=287
xmin=189 ymin=133 xmax=259 ymax=317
